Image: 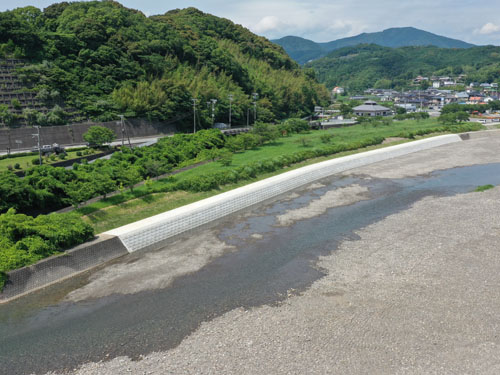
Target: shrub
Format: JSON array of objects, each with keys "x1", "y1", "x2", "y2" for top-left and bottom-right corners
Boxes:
[
  {"x1": 218, "y1": 149, "x2": 233, "y2": 166},
  {"x1": 296, "y1": 137, "x2": 310, "y2": 147},
  {"x1": 14, "y1": 163, "x2": 20, "y2": 169},
  {"x1": 320, "y1": 134, "x2": 334, "y2": 143},
  {"x1": 474, "y1": 184, "x2": 494, "y2": 192},
  {"x1": 31, "y1": 158, "x2": 41, "y2": 165},
  {"x1": 0, "y1": 209, "x2": 94, "y2": 289},
  {"x1": 76, "y1": 151, "x2": 82, "y2": 157}
]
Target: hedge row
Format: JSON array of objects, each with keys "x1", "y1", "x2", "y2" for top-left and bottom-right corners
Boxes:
[
  {"x1": 395, "y1": 122, "x2": 484, "y2": 139},
  {"x1": 168, "y1": 136, "x2": 385, "y2": 193}
]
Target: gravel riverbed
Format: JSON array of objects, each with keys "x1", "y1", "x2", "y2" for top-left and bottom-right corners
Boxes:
[{"x1": 47, "y1": 133, "x2": 500, "y2": 374}]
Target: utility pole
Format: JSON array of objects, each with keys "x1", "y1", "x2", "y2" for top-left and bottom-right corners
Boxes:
[
  {"x1": 228, "y1": 94, "x2": 233, "y2": 128},
  {"x1": 119, "y1": 114, "x2": 125, "y2": 149},
  {"x1": 32, "y1": 125, "x2": 41, "y2": 165},
  {"x1": 191, "y1": 98, "x2": 198, "y2": 133},
  {"x1": 119, "y1": 115, "x2": 131, "y2": 148},
  {"x1": 252, "y1": 92, "x2": 258, "y2": 123},
  {"x1": 210, "y1": 98, "x2": 217, "y2": 126}
]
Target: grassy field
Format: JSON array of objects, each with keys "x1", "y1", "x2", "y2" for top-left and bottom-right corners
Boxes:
[
  {"x1": 79, "y1": 118, "x2": 473, "y2": 233},
  {"x1": 0, "y1": 150, "x2": 92, "y2": 172}
]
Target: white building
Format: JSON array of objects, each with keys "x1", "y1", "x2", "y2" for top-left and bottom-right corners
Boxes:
[{"x1": 332, "y1": 86, "x2": 345, "y2": 95}]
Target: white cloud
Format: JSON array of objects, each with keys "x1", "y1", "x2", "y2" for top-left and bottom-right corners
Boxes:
[
  {"x1": 252, "y1": 16, "x2": 286, "y2": 34},
  {"x1": 475, "y1": 22, "x2": 500, "y2": 35}
]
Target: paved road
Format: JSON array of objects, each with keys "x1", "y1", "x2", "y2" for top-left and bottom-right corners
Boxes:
[
  {"x1": 50, "y1": 132, "x2": 500, "y2": 375},
  {"x1": 0, "y1": 135, "x2": 163, "y2": 156}
]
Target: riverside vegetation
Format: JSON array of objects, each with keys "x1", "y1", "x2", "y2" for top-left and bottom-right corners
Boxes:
[{"x1": 0, "y1": 117, "x2": 484, "y2": 289}]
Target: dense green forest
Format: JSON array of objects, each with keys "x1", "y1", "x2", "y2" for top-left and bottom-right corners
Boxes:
[
  {"x1": 307, "y1": 44, "x2": 500, "y2": 92},
  {"x1": 0, "y1": 1, "x2": 329, "y2": 128}
]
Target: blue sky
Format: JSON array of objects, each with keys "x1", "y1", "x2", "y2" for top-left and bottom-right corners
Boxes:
[{"x1": 2, "y1": 0, "x2": 500, "y2": 45}]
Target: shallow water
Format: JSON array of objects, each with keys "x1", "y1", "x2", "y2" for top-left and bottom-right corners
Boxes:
[{"x1": 1, "y1": 163, "x2": 500, "y2": 375}]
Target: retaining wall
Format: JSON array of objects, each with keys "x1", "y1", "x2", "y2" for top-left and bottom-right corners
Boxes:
[
  {"x1": 106, "y1": 134, "x2": 462, "y2": 252},
  {"x1": 0, "y1": 118, "x2": 176, "y2": 151},
  {"x1": 0, "y1": 235, "x2": 128, "y2": 302}
]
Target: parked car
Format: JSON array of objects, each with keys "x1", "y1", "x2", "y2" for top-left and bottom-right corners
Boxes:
[{"x1": 32, "y1": 143, "x2": 66, "y2": 155}]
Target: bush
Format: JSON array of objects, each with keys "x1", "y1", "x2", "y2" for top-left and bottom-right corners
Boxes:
[
  {"x1": 296, "y1": 137, "x2": 310, "y2": 147},
  {"x1": 31, "y1": 158, "x2": 41, "y2": 165},
  {"x1": 474, "y1": 184, "x2": 494, "y2": 192},
  {"x1": 320, "y1": 134, "x2": 334, "y2": 143},
  {"x1": 0, "y1": 209, "x2": 95, "y2": 289},
  {"x1": 76, "y1": 151, "x2": 82, "y2": 157},
  {"x1": 14, "y1": 163, "x2": 20, "y2": 169}
]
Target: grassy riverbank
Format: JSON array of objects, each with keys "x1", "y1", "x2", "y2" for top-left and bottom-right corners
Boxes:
[{"x1": 80, "y1": 119, "x2": 482, "y2": 233}]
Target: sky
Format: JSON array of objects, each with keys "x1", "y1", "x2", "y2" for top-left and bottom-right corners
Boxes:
[{"x1": 1, "y1": 0, "x2": 500, "y2": 45}]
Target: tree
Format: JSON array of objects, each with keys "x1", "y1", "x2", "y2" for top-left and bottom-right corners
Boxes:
[
  {"x1": 339, "y1": 103, "x2": 353, "y2": 117},
  {"x1": 0, "y1": 104, "x2": 15, "y2": 126},
  {"x1": 438, "y1": 113, "x2": 458, "y2": 125},
  {"x1": 83, "y1": 126, "x2": 115, "y2": 147},
  {"x1": 456, "y1": 111, "x2": 469, "y2": 123},
  {"x1": 395, "y1": 106, "x2": 406, "y2": 115}
]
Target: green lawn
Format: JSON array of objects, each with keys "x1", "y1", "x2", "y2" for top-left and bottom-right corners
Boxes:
[
  {"x1": 80, "y1": 118, "x2": 475, "y2": 233},
  {"x1": 0, "y1": 150, "x2": 90, "y2": 172}
]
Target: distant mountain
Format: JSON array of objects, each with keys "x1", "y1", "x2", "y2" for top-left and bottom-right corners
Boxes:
[
  {"x1": 273, "y1": 27, "x2": 475, "y2": 64},
  {"x1": 271, "y1": 36, "x2": 325, "y2": 65},
  {"x1": 306, "y1": 44, "x2": 500, "y2": 92}
]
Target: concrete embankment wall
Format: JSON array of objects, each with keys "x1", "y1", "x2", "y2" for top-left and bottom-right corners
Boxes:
[
  {"x1": 0, "y1": 118, "x2": 176, "y2": 152},
  {"x1": 0, "y1": 235, "x2": 128, "y2": 302},
  {"x1": 0, "y1": 134, "x2": 462, "y2": 302},
  {"x1": 106, "y1": 134, "x2": 462, "y2": 253}
]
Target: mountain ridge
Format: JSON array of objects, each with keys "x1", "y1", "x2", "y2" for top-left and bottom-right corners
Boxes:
[{"x1": 273, "y1": 27, "x2": 476, "y2": 64}]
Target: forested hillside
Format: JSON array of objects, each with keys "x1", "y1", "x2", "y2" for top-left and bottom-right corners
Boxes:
[
  {"x1": 307, "y1": 44, "x2": 500, "y2": 92},
  {"x1": 0, "y1": 1, "x2": 329, "y2": 128}
]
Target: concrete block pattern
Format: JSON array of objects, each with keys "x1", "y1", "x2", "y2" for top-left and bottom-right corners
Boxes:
[
  {"x1": 106, "y1": 135, "x2": 462, "y2": 253},
  {"x1": 0, "y1": 235, "x2": 128, "y2": 302}
]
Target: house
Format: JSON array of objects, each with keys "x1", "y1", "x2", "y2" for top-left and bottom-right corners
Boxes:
[
  {"x1": 395, "y1": 103, "x2": 417, "y2": 112},
  {"x1": 455, "y1": 92, "x2": 469, "y2": 100},
  {"x1": 353, "y1": 101, "x2": 391, "y2": 117},
  {"x1": 432, "y1": 81, "x2": 441, "y2": 89},
  {"x1": 467, "y1": 96, "x2": 485, "y2": 105},
  {"x1": 332, "y1": 86, "x2": 345, "y2": 95}
]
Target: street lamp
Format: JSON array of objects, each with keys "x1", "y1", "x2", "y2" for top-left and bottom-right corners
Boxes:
[
  {"x1": 31, "y1": 125, "x2": 41, "y2": 165},
  {"x1": 228, "y1": 94, "x2": 234, "y2": 128},
  {"x1": 191, "y1": 98, "x2": 198, "y2": 133},
  {"x1": 210, "y1": 98, "x2": 217, "y2": 126},
  {"x1": 252, "y1": 92, "x2": 258, "y2": 123}
]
